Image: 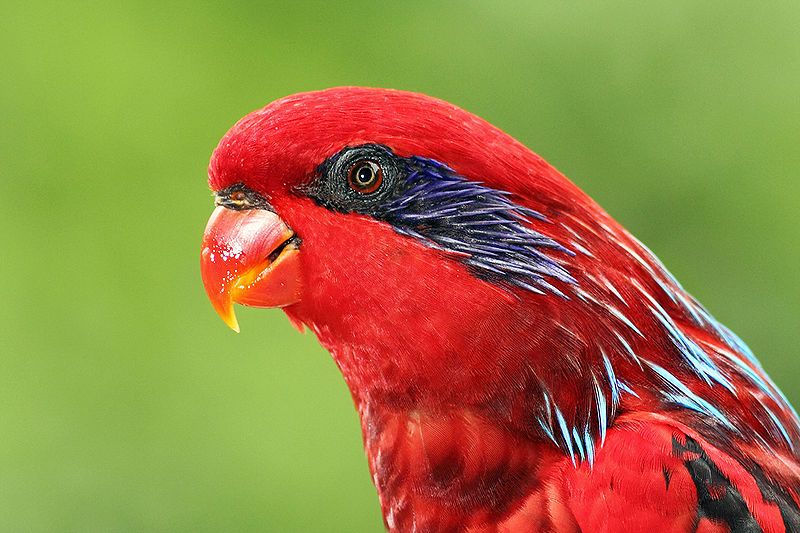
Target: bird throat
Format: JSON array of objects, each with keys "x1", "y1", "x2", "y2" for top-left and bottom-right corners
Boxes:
[{"x1": 356, "y1": 401, "x2": 572, "y2": 531}]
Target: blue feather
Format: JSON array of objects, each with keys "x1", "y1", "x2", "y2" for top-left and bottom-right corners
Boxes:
[
  {"x1": 644, "y1": 360, "x2": 736, "y2": 431},
  {"x1": 360, "y1": 151, "x2": 577, "y2": 297},
  {"x1": 554, "y1": 407, "x2": 577, "y2": 466}
]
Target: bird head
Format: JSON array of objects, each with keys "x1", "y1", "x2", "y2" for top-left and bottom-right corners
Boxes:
[{"x1": 200, "y1": 87, "x2": 606, "y2": 401}]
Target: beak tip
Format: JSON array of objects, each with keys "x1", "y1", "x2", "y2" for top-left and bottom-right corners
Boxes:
[
  {"x1": 220, "y1": 306, "x2": 241, "y2": 333},
  {"x1": 208, "y1": 294, "x2": 241, "y2": 333}
]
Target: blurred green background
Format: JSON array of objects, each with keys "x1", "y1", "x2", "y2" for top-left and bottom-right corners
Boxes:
[{"x1": 1, "y1": 1, "x2": 798, "y2": 531}]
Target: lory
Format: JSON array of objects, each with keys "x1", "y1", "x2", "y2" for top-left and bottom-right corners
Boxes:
[{"x1": 200, "y1": 87, "x2": 800, "y2": 532}]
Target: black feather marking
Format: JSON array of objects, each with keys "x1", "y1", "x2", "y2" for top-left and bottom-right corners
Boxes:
[
  {"x1": 663, "y1": 466, "x2": 672, "y2": 490},
  {"x1": 748, "y1": 463, "x2": 800, "y2": 532},
  {"x1": 672, "y1": 436, "x2": 762, "y2": 533},
  {"x1": 306, "y1": 144, "x2": 575, "y2": 297}
]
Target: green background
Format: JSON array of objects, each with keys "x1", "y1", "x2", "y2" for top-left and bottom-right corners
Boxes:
[{"x1": 2, "y1": 1, "x2": 798, "y2": 531}]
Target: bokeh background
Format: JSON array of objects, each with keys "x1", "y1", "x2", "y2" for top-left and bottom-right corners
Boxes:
[{"x1": 1, "y1": 1, "x2": 798, "y2": 531}]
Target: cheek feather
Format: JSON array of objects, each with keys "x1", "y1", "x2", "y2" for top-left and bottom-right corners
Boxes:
[{"x1": 276, "y1": 197, "x2": 541, "y2": 395}]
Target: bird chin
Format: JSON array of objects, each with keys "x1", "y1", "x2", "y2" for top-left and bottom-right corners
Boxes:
[{"x1": 230, "y1": 243, "x2": 301, "y2": 309}]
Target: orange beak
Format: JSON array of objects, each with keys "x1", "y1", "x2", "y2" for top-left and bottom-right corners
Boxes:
[{"x1": 200, "y1": 206, "x2": 301, "y2": 332}]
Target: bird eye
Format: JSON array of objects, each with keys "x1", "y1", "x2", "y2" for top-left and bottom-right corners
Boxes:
[
  {"x1": 230, "y1": 190, "x2": 246, "y2": 203},
  {"x1": 347, "y1": 160, "x2": 383, "y2": 194}
]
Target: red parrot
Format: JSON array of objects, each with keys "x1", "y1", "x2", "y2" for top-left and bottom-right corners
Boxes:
[{"x1": 199, "y1": 87, "x2": 800, "y2": 532}]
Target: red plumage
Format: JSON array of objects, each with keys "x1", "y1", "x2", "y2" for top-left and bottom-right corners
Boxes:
[{"x1": 201, "y1": 87, "x2": 800, "y2": 531}]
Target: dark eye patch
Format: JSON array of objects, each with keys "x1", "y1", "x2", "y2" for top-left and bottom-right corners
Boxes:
[
  {"x1": 303, "y1": 144, "x2": 575, "y2": 297},
  {"x1": 303, "y1": 144, "x2": 402, "y2": 213}
]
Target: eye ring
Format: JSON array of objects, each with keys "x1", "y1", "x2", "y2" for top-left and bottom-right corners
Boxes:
[{"x1": 347, "y1": 160, "x2": 383, "y2": 194}]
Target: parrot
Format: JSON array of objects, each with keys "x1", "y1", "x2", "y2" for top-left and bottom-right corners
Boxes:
[{"x1": 199, "y1": 87, "x2": 800, "y2": 532}]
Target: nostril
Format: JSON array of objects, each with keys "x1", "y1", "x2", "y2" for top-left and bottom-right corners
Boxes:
[{"x1": 214, "y1": 182, "x2": 274, "y2": 211}]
